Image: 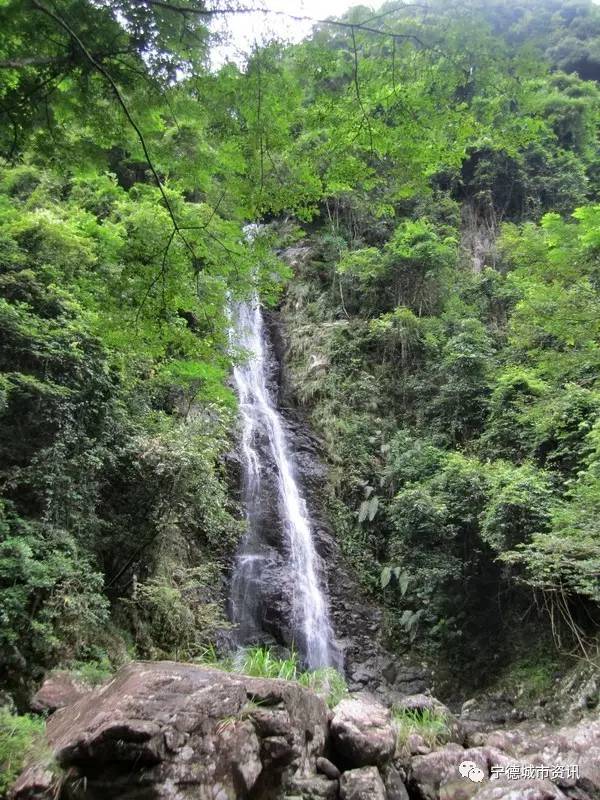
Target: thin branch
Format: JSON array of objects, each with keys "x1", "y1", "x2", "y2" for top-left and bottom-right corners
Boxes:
[
  {"x1": 31, "y1": 0, "x2": 197, "y2": 263},
  {"x1": 0, "y1": 55, "x2": 69, "y2": 68},
  {"x1": 141, "y1": 0, "x2": 444, "y2": 53},
  {"x1": 0, "y1": 48, "x2": 137, "y2": 70},
  {"x1": 350, "y1": 25, "x2": 374, "y2": 156},
  {"x1": 135, "y1": 228, "x2": 177, "y2": 323}
]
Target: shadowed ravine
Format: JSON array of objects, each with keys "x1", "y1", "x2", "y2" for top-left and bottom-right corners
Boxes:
[{"x1": 229, "y1": 296, "x2": 338, "y2": 669}]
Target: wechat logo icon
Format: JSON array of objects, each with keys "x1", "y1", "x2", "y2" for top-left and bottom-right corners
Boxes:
[{"x1": 459, "y1": 761, "x2": 485, "y2": 783}]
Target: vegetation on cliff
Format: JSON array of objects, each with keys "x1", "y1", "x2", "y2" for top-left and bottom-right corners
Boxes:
[{"x1": 0, "y1": 0, "x2": 599, "y2": 720}]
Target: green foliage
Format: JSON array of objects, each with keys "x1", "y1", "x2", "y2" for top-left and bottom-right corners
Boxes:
[
  {"x1": 338, "y1": 220, "x2": 457, "y2": 317},
  {"x1": 234, "y1": 647, "x2": 348, "y2": 710},
  {"x1": 1, "y1": 0, "x2": 600, "y2": 696},
  {"x1": 298, "y1": 667, "x2": 349, "y2": 709},
  {"x1": 233, "y1": 646, "x2": 300, "y2": 681},
  {"x1": 493, "y1": 653, "x2": 559, "y2": 702},
  {"x1": 481, "y1": 463, "x2": 554, "y2": 553},
  {"x1": 393, "y1": 707, "x2": 450, "y2": 750},
  {"x1": 125, "y1": 567, "x2": 229, "y2": 660},
  {"x1": 202, "y1": 646, "x2": 348, "y2": 708},
  {"x1": 0, "y1": 502, "x2": 109, "y2": 676},
  {"x1": 67, "y1": 658, "x2": 114, "y2": 687},
  {"x1": 504, "y1": 421, "x2": 600, "y2": 604},
  {"x1": 0, "y1": 708, "x2": 48, "y2": 795},
  {"x1": 0, "y1": 159, "x2": 251, "y2": 691}
]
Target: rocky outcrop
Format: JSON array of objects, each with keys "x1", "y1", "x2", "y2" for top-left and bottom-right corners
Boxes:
[
  {"x1": 471, "y1": 780, "x2": 566, "y2": 800},
  {"x1": 11, "y1": 664, "x2": 600, "y2": 800},
  {"x1": 12, "y1": 661, "x2": 329, "y2": 800},
  {"x1": 30, "y1": 670, "x2": 91, "y2": 714},
  {"x1": 477, "y1": 717, "x2": 600, "y2": 798},
  {"x1": 266, "y1": 303, "x2": 431, "y2": 700},
  {"x1": 331, "y1": 695, "x2": 396, "y2": 767},
  {"x1": 340, "y1": 767, "x2": 387, "y2": 800},
  {"x1": 402, "y1": 710, "x2": 600, "y2": 800},
  {"x1": 11, "y1": 663, "x2": 408, "y2": 800}
]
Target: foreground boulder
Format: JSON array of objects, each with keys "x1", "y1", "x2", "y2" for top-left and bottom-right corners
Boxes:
[
  {"x1": 12, "y1": 661, "x2": 329, "y2": 800},
  {"x1": 405, "y1": 712, "x2": 600, "y2": 800},
  {"x1": 30, "y1": 670, "x2": 92, "y2": 714},
  {"x1": 330, "y1": 695, "x2": 396, "y2": 768},
  {"x1": 339, "y1": 767, "x2": 387, "y2": 800},
  {"x1": 480, "y1": 717, "x2": 600, "y2": 798},
  {"x1": 471, "y1": 780, "x2": 566, "y2": 800}
]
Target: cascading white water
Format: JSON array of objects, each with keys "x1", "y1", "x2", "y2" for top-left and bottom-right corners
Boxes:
[{"x1": 229, "y1": 297, "x2": 335, "y2": 669}]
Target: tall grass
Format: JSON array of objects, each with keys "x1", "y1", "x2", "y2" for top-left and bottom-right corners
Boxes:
[
  {"x1": 392, "y1": 707, "x2": 450, "y2": 749},
  {"x1": 199, "y1": 645, "x2": 348, "y2": 709},
  {"x1": 234, "y1": 646, "x2": 300, "y2": 680},
  {"x1": 299, "y1": 666, "x2": 348, "y2": 708},
  {"x1": 0, "y1": 708, "x2": 49, "y2": 795}
]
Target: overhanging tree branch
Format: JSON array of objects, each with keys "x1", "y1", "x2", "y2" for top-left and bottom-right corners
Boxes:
[
  {"x1": 140, "y1": 0, "x2": 444, "y2": 53},
  {"x1": 350, "y1": 25, "x2": 374, "y2": 156},
  {"x1": 31, "y1": 0, "x2": 198, "y2": 263}
]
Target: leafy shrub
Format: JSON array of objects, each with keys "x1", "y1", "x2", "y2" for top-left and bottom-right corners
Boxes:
[
  {"x1": 125, "y1": 567, "x2": 229, "y2": 660},
  {"x1": 67, "y1": 658, "x2": 114, "y2": 686},
  {"x1": 0, "y1": 502, "x2": 109, "y2": 681},
  {"x1": 0, "y1": 708, "x2": 48, "y2": 795},
  {"x1": 481, "y1": 463, "x2": 554, "y2": 552}
]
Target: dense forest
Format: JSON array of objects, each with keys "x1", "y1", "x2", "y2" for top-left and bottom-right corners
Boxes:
[{"x1": 1, "y1": 0, "x2": 600, "y2": 794}]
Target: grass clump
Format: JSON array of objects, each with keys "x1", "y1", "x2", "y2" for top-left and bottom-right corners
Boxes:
[
  {"x1": 199, "y1": 646, "x2": 348, "y2": 709},
  {"x1": 392, "y1": 707, "x2": 450, "y2": 749},
  {"x1": 67, "y1": 657, "x2": 114, "y2": 686},
  {"x1": 299, "y1": 666, "x2": 349, "y2": 708},
  {"x1": 0, "y1": 707, "x2": 49, "y2": 795},
  {"x1": 234, "y1": 646, "x2": 300, "y2": 680}
]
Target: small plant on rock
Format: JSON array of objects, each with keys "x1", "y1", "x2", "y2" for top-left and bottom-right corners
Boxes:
[
  {"x1": 299, "y1": 667, "x2": 348, "y2": 708},
  {"x1": 392, "y1": 707, "x2": 450, "y2": 750}
]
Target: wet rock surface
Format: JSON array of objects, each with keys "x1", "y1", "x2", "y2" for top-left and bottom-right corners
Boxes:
[
  {"x1": 340, "y1": 767, "x2": 388, "y2": 800},
  {"x1": 266, "y1": 307, "x2": 431, "y2": 696},
  {"x1": 402, "y1": 710, "x2": 600, "y2": 800}
]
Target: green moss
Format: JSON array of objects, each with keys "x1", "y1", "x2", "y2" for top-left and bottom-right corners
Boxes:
[{"x1": 493, "y1": 654, "x2": 560, "y2": 701}]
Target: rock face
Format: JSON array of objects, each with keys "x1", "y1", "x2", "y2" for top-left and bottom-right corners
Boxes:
[
  {"x1": 404, "y1": 712, "x2": 600, "y2": 800},
  {"x1": 12, "y1": 664, "x2": 600, "y2": 800},
  {"x1": 470, "y1": 780, "x2": 566, "y2": 800},
  {"x1": 477, "y1": 717, "x2": 600, "y2": 799},
  {"x1": 339, "y1": 767, "x2": 387, "y2": 800},
  {"x1": 267, "y1": 305, "x2": 431, "y2": 700},
  {"x1": 12, "y1": 661, "x2": 329, "y2": 800},
  {"x1": 330, "y1": 695, "x2": 396, "y2": 768},
  {"x1": 30, "y1": 670, "x2": 91, "y2": 714}
]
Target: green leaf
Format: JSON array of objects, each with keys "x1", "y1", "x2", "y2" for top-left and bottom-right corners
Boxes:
[
  {"x1": 358, "y1": 500, "x2": 369, "y2": 524},
  {"x1": 380, "y1": 566, "x2": 392, "y2": 588},
  {"x1": 399, "y1": 572, "x2": 410, "y2": 596},
  {"x1": 367, "y1": 495, "x2": 379, "y2": 521}
]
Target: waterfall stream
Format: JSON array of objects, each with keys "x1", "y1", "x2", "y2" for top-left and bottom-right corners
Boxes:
[{"x1": 229, "y1": 297, "x2": 336, "y2": 669}]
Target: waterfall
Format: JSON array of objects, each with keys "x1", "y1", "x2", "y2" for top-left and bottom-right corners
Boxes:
[{"x1": 229, "y1": 297, "x2": 335, "y2": 669}]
